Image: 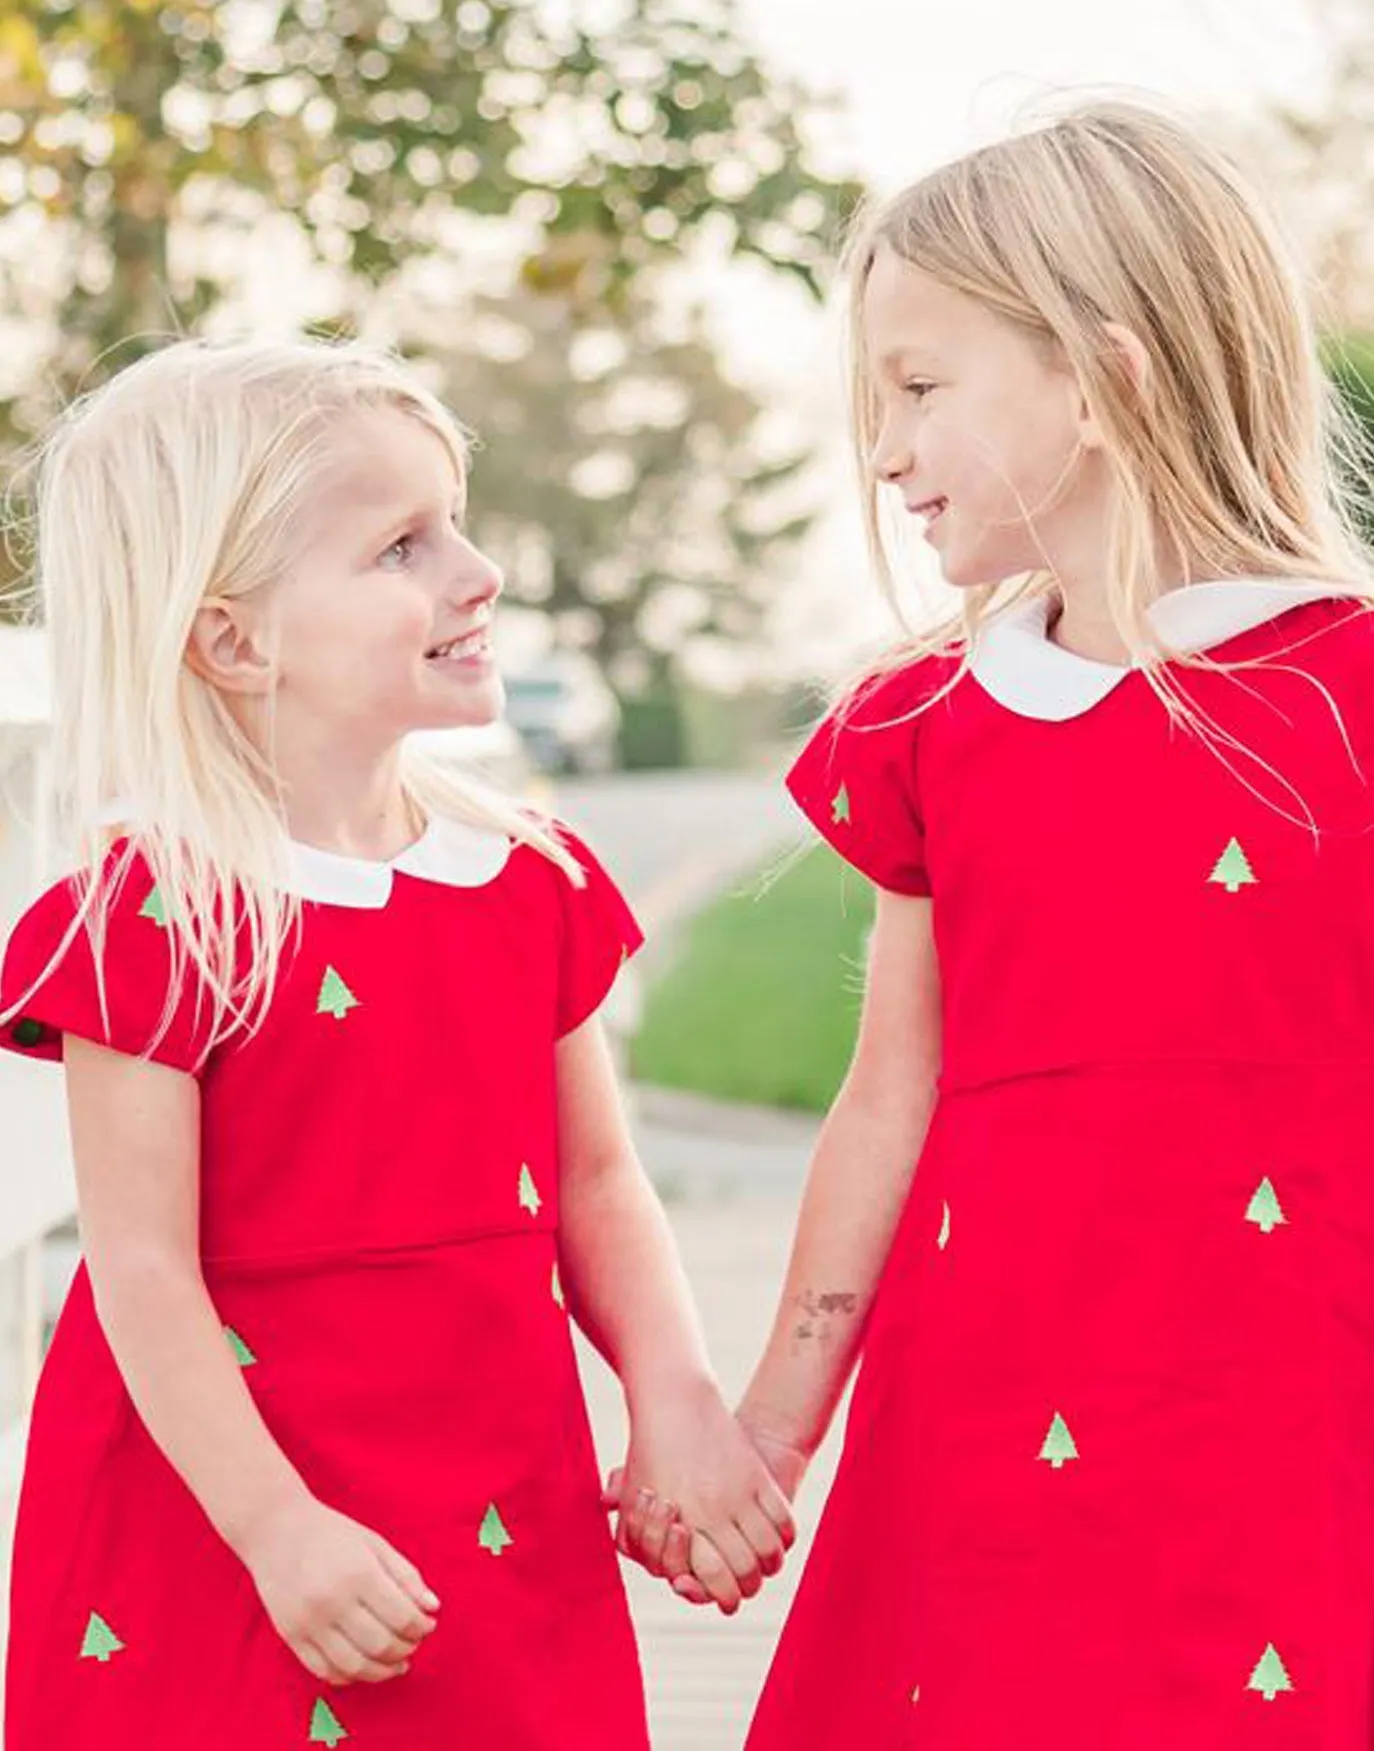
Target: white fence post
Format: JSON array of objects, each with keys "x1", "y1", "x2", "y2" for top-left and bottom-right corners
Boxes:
[
  {"x1": 17, "y1": 1240, "x2": 42, "y2": 1411},
  {"x1": 1, "y1": 702, "x2": 77, "y2": 1434}
]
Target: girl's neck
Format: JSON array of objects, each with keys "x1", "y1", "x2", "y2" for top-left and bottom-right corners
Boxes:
[
  {"x1": 1046, "y1": 588, "x2": 1133, "y2": 664},
  {"x1": 275, "y1": 742, "x2": 422, "y2": 863},
  {"x1": 229, "y1": 684, "x2": 426, "y2": 861},
  {"x1": 1046, "y1": 542, "x2": 1215, "y2": 665}
]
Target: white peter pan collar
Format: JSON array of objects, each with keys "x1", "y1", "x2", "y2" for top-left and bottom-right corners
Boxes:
[
  {"x1": 91, "y1": 800, "x2": 512, "y2": 910},
  {"x1": 286, "y1": 815, "x2": 511, "y2": 909},
  {"x1": 969, "y1": 577, "x2": 1366, "y2": 722}
]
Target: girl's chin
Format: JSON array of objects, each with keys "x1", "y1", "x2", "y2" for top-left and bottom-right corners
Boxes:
[
  {"x1": 408, "y1": 688, "x2": 506, "y2": 736},
  {"x1": 937, "y1": 551, "x2": 1023, "y2": 593},
  {"x1": 431, "y1": 669, "x2": 505, "y2": 709}
]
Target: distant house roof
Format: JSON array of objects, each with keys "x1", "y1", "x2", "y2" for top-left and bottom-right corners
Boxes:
[{"x1": 0, "y1": 627, "x2": 49, "y2": 727}]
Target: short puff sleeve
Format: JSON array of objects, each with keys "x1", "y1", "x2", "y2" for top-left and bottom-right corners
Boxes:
[
  {"x1": 1, "y1": 853, "x2": 213, "y2": 1073},
  {"x1": 553, "y1": 825, "x2": 645, "y2": 1038},
  {"x1": 786, "y1": 658, "x2": 946, "y2": 896}
]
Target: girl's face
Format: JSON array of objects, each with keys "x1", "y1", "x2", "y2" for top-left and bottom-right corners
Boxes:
[
  {"x1": 268, "y1": 407, "x2": 504, "y2": 745},
  {"x1": 862, "y1": 243, "x2": 1098, "y2": 590}
]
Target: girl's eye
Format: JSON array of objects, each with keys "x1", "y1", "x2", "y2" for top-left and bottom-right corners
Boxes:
[
  {"x1": 379, "y1": 533, "x2": 416, "y2": 569},
  {"x1": 904, "y1": 380, "x2": 937, "y2": 402}
]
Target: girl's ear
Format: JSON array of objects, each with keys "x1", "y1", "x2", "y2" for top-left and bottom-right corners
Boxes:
[
  {"x1": 185, "y1": 597, "x2": 275, "y2": 695},
  {"x1": 1103, "y1": 321, "x2": 1152, "y2": 398},
  {"x1": 1077, "y1": 321, "x2": 1152, "y2": 450}
]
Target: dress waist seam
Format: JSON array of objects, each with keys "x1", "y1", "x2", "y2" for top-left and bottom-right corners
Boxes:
[
  {"x1": 940, "y1": 1051, "x2": 1374, "y2": 1097},
  {"x1": 200, "y1": 1221, "x2": 557, "y2": 1277}
]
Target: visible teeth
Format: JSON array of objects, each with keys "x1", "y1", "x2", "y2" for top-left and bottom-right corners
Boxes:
[
  {"x1": 428, "y1": 607, "x2": 494, "y2": 660},
  {"x1": 429, "y1": 629, "x2": 490, "y2": 660}
]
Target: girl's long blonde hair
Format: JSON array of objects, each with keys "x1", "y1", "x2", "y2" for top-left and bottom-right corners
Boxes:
[
  {"x1": 844, "y1": 100, "x2": 1374, "y2": 688},
  {"x1": 5, "y1": 336, "x2": 579, "y2": 1061}
]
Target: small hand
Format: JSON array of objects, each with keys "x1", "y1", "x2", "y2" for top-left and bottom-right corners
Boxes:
[
  {"x1": 663, "y1": 1409, "x2": 811, "y2": 1606},
  {"x1": 611, "y1": 1408, "x2": 812, "y2": 1608},
  {"x1": 602, "y1": 1471, "x2": 710, "y2": 1605},
  {"x1": 239, "y1": 1494, "x2": 440, "y2": 1686},
  {"x1": 610, "y1": 1378, "x2": 797, "y2": 1613},
  {"x1": 736, "y1": 1409, "x2": 811, "y2": 1505}
]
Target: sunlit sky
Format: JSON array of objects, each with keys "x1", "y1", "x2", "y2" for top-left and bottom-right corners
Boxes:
[
  {"x1": 710, "y1": 0, "x2": 1343, "y2": 672},
  {"x1": 744, "y1": 0, "x2": 1329, "y2": 190}
]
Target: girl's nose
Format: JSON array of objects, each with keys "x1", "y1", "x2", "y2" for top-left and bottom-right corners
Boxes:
[
  {"x1": 869, "y1": 423, "x2": 914, "y2": 486},
  {"x1": 453, "y1": 540, "x2": 504, "y2": 606}
]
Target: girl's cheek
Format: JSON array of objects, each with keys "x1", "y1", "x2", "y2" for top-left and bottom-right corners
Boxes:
[{"x1": 390, "y1": 589, "x2": 439, "y2": 643}]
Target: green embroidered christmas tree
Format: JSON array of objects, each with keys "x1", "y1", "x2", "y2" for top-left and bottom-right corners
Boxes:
[
  {"x1": 937, "y1": 1201, "x2": 951, "y2": 1252},
  {"x1": 1247, "y1": 1642, "x2": 1293, "y2": 1700},
  {"x1": 551, "y1": 1261, "x2": 565, "y2": 1309},
  {"x1": 79, "y1": 1611, "x2": 124, "y2": 1663},
  {"x1": 224, "y1": 1325, "x2": 257, "y2": 1367},
  {"x1": 1245, "y1": 1177, "x2": 1287, "y2": 1235},
  {"x1": 479, "y1": 1502, "x2": 514, "y2": 1555},
  {"x1": 309, "y1": 1696, "x2": 349, "y2": 1744},
  {"x1": 316, "y1": 966, "x2": 359, "y2": 1020},
  {"x1": 1209, "y1": 837, "x2": 1256, "y2": 893},
  {"x1": 831, "y1": 784, "x2": 851, "y2": 826},
  {"x1": 518, "y1": 1164, "x2": 542, "y2": 1217},
  {"x1": 138, "y1": 884, "x2": 168, "y2": 928},
  {"x1": 1039, "y1": 1412, "x2": 1079, "y2": 1470}
]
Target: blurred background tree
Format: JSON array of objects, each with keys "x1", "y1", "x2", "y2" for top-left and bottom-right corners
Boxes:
[
  {"x1": 425, "y1": 285, "x2": 813, "y2": 687},
  {"x1": 0, "y1": 0, "x2": 862, "y2": 738},
  {"x1": 1322, "y1": 334, "x2": 1374, "y2": 548},
  {"x1": 1246, "y1": 0, "x2": 1374, "y2": 546}
]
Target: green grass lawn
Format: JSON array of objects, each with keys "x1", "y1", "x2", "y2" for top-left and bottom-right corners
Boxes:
[{"x1": 630, "y1": 844, "x2": 875, "y2": 1112}]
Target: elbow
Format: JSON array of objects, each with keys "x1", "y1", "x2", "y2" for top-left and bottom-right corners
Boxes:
[
  {"x1": 841, "y1": 1055, "x2": 939, "y2": 1123},
  {"x1": 829, "y1": 1060, "x2": 939, "y2": 1164},
  {"x1": 86, "y1": 1244, "x2": 206, "y2": 1336},
  {"x1": 560, "y1": 1145, "x2": 646, "y2": 1210}
]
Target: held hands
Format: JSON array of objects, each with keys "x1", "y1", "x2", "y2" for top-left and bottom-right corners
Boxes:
[
  {"x1": 604, "y1": 1383, "x2": 804, "y2": 1614},
  {"x1": 237, "y1": 1494, "x2": 440, "y2": 1686}
]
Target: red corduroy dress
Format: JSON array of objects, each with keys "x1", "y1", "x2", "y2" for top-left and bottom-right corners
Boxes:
[
  {"x1": 1, "y1": 815, "x2": 648, "y2": 1749},
  {"x1": 750, "y1": 586, "x2": 1374, "y2": 1750}
]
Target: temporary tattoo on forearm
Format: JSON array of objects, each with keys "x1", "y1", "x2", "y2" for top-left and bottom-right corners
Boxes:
[{"x1": 788, "y1": 1289, "x2": 862, "y2": 1355}]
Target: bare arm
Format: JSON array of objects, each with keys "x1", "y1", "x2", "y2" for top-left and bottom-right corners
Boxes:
[
  {"x1": 737, "y1": 888, "x2": 941, "y2": 1473},
  {"x1": 556, "y1": 1015, "x2": 794, "y2": 1608},
  {"x1": 64, "y1": 1035, "x2": 310, "y2": 1551},
  {"x1": 63, "y1": 1036, "x2": 438, "y2": 1686},
  {"x1": 554, "y1": 1014, "x2": 713, "y2": 1404}
]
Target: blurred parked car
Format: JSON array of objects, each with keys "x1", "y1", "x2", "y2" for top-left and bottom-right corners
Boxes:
[
  {"x1": 406, "y1": 718, "x2": 534, "y2": 793},
  {"x1": 503, "y1": 653, "x2": 621, "y2": 775}
]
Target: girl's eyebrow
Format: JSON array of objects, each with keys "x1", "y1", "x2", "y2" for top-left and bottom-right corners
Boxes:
[
  {"x1": 365, "y1": 494, "x2": 467, "y2": 547},
  {"x1": 878, "y1": 346, "x2": 940, "y2": 372}
]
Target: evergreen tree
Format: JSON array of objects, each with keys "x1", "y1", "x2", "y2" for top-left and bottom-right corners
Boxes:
[
  {"x1": 79, "y1": 1612, "x2": 124, "y2": 1663},
  {"x1": 316, "y1": 967, "x2": 359, "y2": 1020},
  {"x1": 1209, "y1": 838, "x2": 1256, "y2": 893},
  {"x1": 1039, "y1": 1413, "x2": 1079, "y2": 1471},
  {"x1": 1245, "y1": 1177, "x2": 1287, "y2": 1235},
  {"x1": 479, "y1": 1502, "x2": 514, "y2": 1556}
]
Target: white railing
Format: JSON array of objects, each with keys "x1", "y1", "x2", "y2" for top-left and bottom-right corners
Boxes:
[
  {"x1": 0, "y1": 1061, "x2": 74, "y2": 1419},
  {"x1": 0, "y1": 719, "x2": 77, "y2": 1489}
]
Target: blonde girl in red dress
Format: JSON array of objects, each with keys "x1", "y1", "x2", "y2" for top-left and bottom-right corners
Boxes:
[
  {"x1": 624, "y1": 102, "x2": 1374, "y2": 1748},
  {"x1": 0, "y1": 337, "x2": 793, "y2": 1749}
]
